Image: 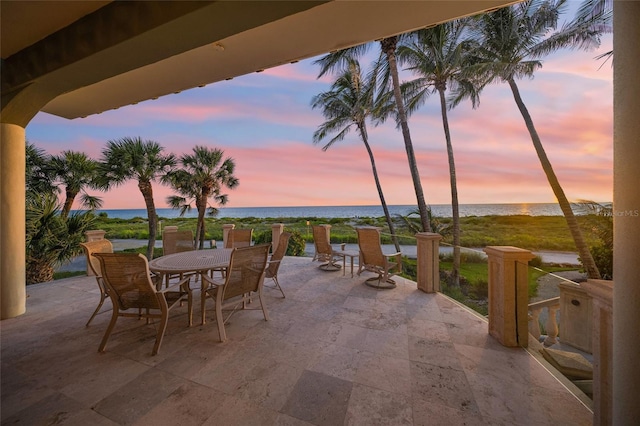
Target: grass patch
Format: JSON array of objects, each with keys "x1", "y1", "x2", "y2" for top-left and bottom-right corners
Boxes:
[{"x1": 53, "y1": 270, "x2": 86, "y2": 280}]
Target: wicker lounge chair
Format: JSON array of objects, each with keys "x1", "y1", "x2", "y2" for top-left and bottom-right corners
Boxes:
[
  {"x1": 265, "y1": 232, "x2": 291, "y2": 298},
  {"x1": 312, "y1": 225, "x2": 341, "y2": 270},
  {"x1": 79, "y1": 239, "x2": 113, "y2": 326},
  {"x1": 200, "y1": 244, "x2": 270, "y2": 341},
  {"x1": 92, "y1": 252, "x2": 193, "y2": 355},
  {"x1": 356, "y1": 226, "x2": 402, "y2": 289}
]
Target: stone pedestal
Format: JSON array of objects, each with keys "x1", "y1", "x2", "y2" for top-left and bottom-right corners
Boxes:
[
  {"x1": 583, "y1": 279, "x2": 613, "y2": 426},
  {"x1": 559, "y1": 282, "x2": 592, "y2": 354},
  {"x1": 484, "y1": 246, "x2": 534, "y2": 347},
  {"x1": 415, "y1": 233, "x2": 442, "y2": 293}
]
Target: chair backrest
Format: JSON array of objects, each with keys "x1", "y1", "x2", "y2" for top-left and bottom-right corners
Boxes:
[
  {"x1": 80, "y1": 239, "x2": 114, "y2": 276},
  {"x1": 92, "y1": 253, "x2": 160, "y2": 310},
  {"x1": 266, "y1": 232, "x2": 291, "y2": 278},
  {"x1": 312, "y1": 225, "x2": 332, "y2": 255},
  {"x1": 162, "y1": 230, "x2": 194, "y2": 255},
  {"x1": 356, "y1": 227, "x2": 386, "y2": 267},
  {"x1": 222, "y1": 244, "x2": 270, "y2": 300},
  {"x1": 225, "y1": 228, "x2": 253, "y2": 248}
]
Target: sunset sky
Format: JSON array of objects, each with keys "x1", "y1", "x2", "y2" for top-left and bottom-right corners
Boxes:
[{"x1": 26, "y1": 11, "x2": 613, "y2": 211}]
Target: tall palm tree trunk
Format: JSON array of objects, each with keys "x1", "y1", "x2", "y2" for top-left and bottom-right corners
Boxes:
[
  {"x1": 358, "y1": 123, "x2": 401, "y2": 253},
  {"x1": 380, "y1": 37, "x2": 431, "y2": 233},
  {"x1": 139, "y1": 180, "x2": 157, "y2": 260},
  {"x1": 508, "y1": 78, "x2": 600, "y2": 279},
  {"x1": 438, "y1": 88, "x2": 460, "y2": 286},
  {"x1": 196, "y1": 196, "x2": 207, "y2": 250},
  {"x1": 26, "y1": 257, "x2": 55, "y2": 284},
  {"x1": 61, "y1": 189, "x2": 77, "y2": 219}
]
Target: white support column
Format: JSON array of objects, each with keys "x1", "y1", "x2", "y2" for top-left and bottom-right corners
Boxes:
[
  {"x1": 613, "y1": 2, "x2": 640, "y2": 424},
  {"x1": 1, "y1": 123, "x2": 26, "y2": 319}
]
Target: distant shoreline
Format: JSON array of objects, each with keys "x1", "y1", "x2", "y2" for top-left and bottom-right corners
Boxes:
[{"x1": 82, "y1": 202, "x2": 594, "y2": 220}]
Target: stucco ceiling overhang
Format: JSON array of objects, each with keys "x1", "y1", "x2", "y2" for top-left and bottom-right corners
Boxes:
[{"x1": 1, "y1": 1, "x2": 517, "y2": 120}]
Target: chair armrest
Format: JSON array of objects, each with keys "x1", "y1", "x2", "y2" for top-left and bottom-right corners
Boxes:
[
  {"x1": 266, "y1": 259, "x2": 281, "y2": 266},
  {"x1": 201, "y1": 274, "x2": 223, "y2": 288},
  {"x1": 384, "y1": 252, "x2": 402, "y2": 258},
  {"x1": 160, "y1": 275, "x2": 192, "y2": 293}
]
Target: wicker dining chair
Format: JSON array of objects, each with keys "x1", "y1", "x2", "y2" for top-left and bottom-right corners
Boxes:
[
  {"x1": 214, "y1": 228, "x2": 254, "y2": 279},
  {"x1": 312, "y1": 225, "x2": 341, "y2": 270},
  {"x1": 224, "y1": 228, "x2": 253, "y2": 248},
  {"x1": 356, "y1": 226, "x2": 402, "y2": 289},
  {"x1": 200, "y1": 244, "x2": 270, "y2": 341},
  {"x1": 92, "y1": 252, "x2": 193, "y2": 355},
  {"x1": 162, "y1": 229, "x2": 195, "y2": 255},
  {"x1": 79, "y1": 239, "x2": 113, "y2": 326},
  {"x1": 162, "y1": 229, "x2": 196, "y2": 286},
  {"x1": 265, "y1": 232, "x2": 291, "y2": 298}
]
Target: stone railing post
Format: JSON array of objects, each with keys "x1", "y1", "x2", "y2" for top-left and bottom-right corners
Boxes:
[
  {"x1": 222, "y1": 224, "x2": 235, "y2": 249},
  {"x1": 558, "y1": 282, "x2": 593, "y2": 353},
  {"x1": 271, "y1": 223, "x2": 284, "y2": 253},
  {"x1": 415, "y1": 233, "x2": 442, "y2": 293},
  {"x1": 484, "y1": 246, "x2": 535, "y2": 347},
  {"x1": 582, "y1": 279, "x2": 613, "y2": 426}
]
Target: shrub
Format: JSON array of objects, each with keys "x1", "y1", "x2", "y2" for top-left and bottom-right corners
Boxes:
[
  {"x1": 529, "y1": 255, "x2": 543, "y2": 268},
  {"x1": 253, "y1": 229, "x2": 306, "y2": 256},
  {"x1": 590, "y1": 244, "x2": 613, "y2": 279},
  {"x1": 286, "y1": 230, "x2": 306, "y2": 256},
  {"x1": 469, "y1": 278, "x2": 489, "y2": 299}
]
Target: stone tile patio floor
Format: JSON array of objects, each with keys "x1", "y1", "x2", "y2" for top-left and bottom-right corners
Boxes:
[{"x1": 1, "y1": 257, "x2": 592, "y2": 425}]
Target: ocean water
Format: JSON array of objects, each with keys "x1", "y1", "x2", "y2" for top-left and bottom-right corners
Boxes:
[{"x1": 93, "y1": 203, "x2": 568, "y2": 220}]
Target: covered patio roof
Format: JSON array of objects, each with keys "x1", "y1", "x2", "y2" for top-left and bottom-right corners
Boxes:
[{"x1": 1, "y1": 0, "x2": 518, "y2": 123}]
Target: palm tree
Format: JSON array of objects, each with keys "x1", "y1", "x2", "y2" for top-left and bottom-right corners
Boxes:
[
  {"x1": 164, "y1": 146, "x2": 238, "y2": 249},
  {"x1": 397, "y1": 20, "x2": 479, "y2": 286},
  {"x1": 98, "y1": 137, "x2": 176, "y2": 259},
  {"x1": 26, "y1": 192, "x2": 96, "y2": 283},
  {"x1": 26, "y1": 142, "x2": 57, "y2": 195},
  {"x1": 315, "y1": 37, "x2": 432, "y2": 232},
  {"x1": 469, "y1": 0, "x2": 605, "y2": 279},
  {"x1": 50, "y1": 150, "x2": 103, "y2": 218},
  {"x1": 576, "y1": 0, "x2": 612, "y2": 62},
  {"x1": 311, "y1": 58, "x2": 401, "y2": 253}
]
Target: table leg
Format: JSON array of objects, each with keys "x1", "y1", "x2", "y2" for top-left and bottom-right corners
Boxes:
[
  {"x1": 343, "y1": 254, "x2": 346, "y2": 276},
  {"x1": 350, "y1": 256, "x2": 354, "y2": 277},
  {"x1": 201, "y1": 272, "x2": 207, "y2": 325}
]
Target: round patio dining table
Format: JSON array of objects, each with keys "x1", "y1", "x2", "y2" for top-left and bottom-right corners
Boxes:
[{"x1": 149, "y1": 248, "x2": 233, "y2": 325}]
